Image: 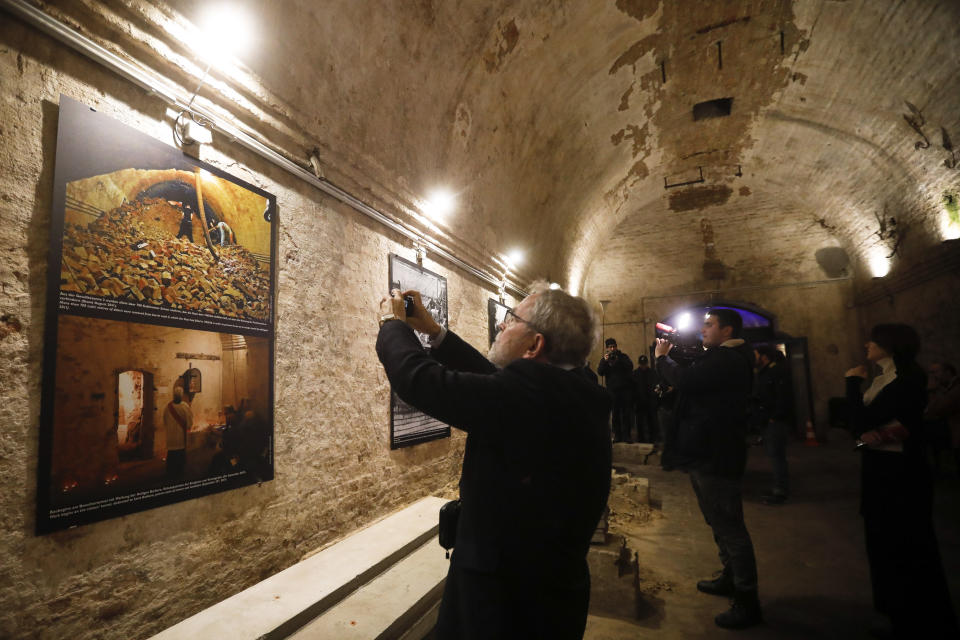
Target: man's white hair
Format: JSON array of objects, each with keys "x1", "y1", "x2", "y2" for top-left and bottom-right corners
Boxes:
[{"x1": 524, "y1": 280, "x2": 599, "y2": 367}]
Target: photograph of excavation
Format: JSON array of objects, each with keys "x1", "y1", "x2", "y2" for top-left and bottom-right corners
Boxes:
[
  {"x1": 60, "y1": 167, "x2": 272, "y2": 327},
  {"x1": 39, "y1": 314, "x2": 272, "y2": 533}
]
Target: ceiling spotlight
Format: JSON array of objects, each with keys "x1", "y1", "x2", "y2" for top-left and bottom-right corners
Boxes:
[
  {"x1": 504, "y1": 249, "x2": 524, "y2": 270},
  {"x1": 941, "y1": 193, "x2": 960, "y2": 241},
  {"x1": 549, "y1": 282, "x2": 561, "y2": 290},
  {"x1": 196, "y1": 5, "x2": 255, "y2": 63},
  {"x1": 868, "y1": 249, "x2": 890, "y2": 278},
  {"x1": 421, "y1": 189, "x2": 456, "y2": 222}
]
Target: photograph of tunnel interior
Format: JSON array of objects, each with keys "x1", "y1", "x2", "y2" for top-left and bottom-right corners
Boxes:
[
  {"x1": 41, "y1": 314, "x2": 272, "y2": 532},
  {"x1": 63, "y1": 166, "x2": 272, "y2": 323}
]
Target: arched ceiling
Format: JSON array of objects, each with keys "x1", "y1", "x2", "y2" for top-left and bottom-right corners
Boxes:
[{"x1": 42, "y1": 0, "x2": 960, "y2": 297}]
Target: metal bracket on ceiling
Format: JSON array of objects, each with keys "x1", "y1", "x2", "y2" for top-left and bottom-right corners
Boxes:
[{"x1": 664, "y1": 167, "x2": 705, "y2": 189}]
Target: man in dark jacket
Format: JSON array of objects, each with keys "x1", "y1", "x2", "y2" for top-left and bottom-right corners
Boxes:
[
  {"x1": 753, "y1": 345, "x2": 792, "y2": 504},
  {"x1": 632, "y1": 355, "x2": 659, "y2": 443},
  {"x1": 598, "y1": 337, "x2": 634, "y2": 442},
  {"x1": 376, "y1": 282, "x2": 612, "y2": 640},
  {"x1": 655, "y1": 308, "x2": 760, "y2": 629}
]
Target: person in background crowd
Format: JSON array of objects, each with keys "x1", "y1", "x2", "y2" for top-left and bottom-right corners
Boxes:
[
  {"x1": 753, "y1": 345, "x2": 792, "y2": 505},
  {"x1": 582, "y1": 361, "x2": 599, "y2": 385},
  {"x1": 656, "y1": 309, "x2": 761, "y2": 629},
  {"x1": 598, "y1": 338, "x2": 634, "y2": 443},
  {"x1": 845, "y1": 324, "x2": 958, "y2": 638},
  {"x1": 925, "y1": 361, "x2": 960, "y2": 477},
  {"x1": 632, "y1": 354, "x2": 659, "y2": 444}
]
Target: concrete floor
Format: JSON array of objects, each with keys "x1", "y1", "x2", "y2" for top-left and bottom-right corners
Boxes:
[{"x1": 585, "y1": 430, "x2": 960, "y2": 639}]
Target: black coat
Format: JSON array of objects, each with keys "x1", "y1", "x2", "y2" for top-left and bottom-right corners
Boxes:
[
  {"x1": 376, "y1": 321, "x2": 612, "y2": 579},
  {"x1": 845, "y1": 365, "x2": 929, "y2": 515},
  {"x1": 597, "y1": 351, "x2": 634, "y2": 394},
  {"x1": 656, "y1": 341, "x2": 754, "y2": 478},
  {"x1": 632, "y1": 366, "x2": 657, "y2": 406},
  {"x1": 753, "y1": 361, "x2": 791, "y2": 426}
]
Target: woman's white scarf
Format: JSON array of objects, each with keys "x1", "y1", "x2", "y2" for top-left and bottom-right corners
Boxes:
[{"x1": 863, "y1": 357, "x2": 896, "y2": 406}]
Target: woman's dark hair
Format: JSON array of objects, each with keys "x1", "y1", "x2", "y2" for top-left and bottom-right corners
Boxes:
[{"x1": 870, "y1": 323, "x2": 920, "y2": 371}]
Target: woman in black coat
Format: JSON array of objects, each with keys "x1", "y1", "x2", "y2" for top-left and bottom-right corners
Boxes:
[{"x1": 845, "y1": 323, "x2": 958, "y2": 638}]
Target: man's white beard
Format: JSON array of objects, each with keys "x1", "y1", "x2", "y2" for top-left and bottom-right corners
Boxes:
[{"x1": 487, "y1": 341, "x2": 509, "y2": 368}]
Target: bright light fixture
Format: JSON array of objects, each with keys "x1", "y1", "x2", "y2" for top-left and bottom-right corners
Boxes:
[
  {"x1": 504, "y1": 249, "x2": 524, "y2": 270},
  {"x1": 868, "y1": 249, "x2": 890, "y2": 278},
  {"x1": 196, "y1": 5, "x2": 255, "y2": 64},
  {"x1": 421, "y1": 189, "x2": 456, "y2": 222},
  {"x1": 549, "y1": 282, "x2": 561, "y2": 290},
  {"x1": 941, "y1": 195, "x2": 960, "y2": 240},
  {"x1": 676, "y1": 312, "x2": 692, "y2": 331}
]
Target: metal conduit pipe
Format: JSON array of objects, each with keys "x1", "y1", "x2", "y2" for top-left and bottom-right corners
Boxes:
[{"x1": 0, "y1": 0, "x2": 527, "y2": 298}]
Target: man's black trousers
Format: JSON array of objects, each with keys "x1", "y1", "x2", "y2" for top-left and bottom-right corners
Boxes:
[
  {"x1": 690, "y1": 469, "x2": 758, "y2": 591},
  {"x1": 610, "y1": 392, "x2": 634, "y2": 443},
  {"x1": 435, "y1": 556, "x2": 591, "y2": 640}
]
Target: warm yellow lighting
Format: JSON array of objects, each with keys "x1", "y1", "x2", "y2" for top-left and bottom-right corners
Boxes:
[
  {"x1": 868, "y1": 249, "x2": 890, "y2": 278},
  {"x1": 196, "y1": 5, "x2": 255, "y2": 64},
  {"x1": 940, "y1": 196, "x2": 960, "y2": 241},
  {"x1": 504, "y1": 249, "x2": 524, "y2": 270},
  {"x1": 421, "y1": 189, "x2": 455, "y2": 222}
]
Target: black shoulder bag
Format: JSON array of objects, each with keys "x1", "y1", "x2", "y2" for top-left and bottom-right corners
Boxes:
[{"x1": 438, "y1": 499, "x2": 461, "y2": 559}]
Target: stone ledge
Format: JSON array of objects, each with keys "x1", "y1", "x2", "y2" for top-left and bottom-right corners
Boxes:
[
  {"x1": 150, "y1": 496, "x2": 447, "y2": 640},
  {"x1": 288, "y1": 537, "x2": 448, "y2": 639}
]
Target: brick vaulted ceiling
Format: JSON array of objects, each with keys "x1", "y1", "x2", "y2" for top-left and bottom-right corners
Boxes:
[{"x1": 40, "y1": 0, "x2": 960, "y2": 300}]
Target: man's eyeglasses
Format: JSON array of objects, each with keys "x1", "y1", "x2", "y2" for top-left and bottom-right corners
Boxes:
[{"x1": 503, "y1": 308, "x2": 541, "y2": 333}]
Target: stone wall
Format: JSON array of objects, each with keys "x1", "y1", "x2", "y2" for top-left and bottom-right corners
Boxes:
[
  {"x1": 0, "y1": 18, "x2": 513, "y2": 640},
  {"x1": 855, "y1": 270, "x2": 960, "y2": 374}
]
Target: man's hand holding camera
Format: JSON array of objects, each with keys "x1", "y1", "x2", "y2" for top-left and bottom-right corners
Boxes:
[
  {"x1": 654, "y1": 337, "x2": 674, "y2": 359},
  {"x1": 379, "y1": 289, "x2": 442, "y2": 338}
]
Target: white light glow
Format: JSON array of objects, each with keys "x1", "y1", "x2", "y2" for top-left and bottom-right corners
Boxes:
[
  {"x1": 941, "y1": 210, "x2": 960, "y2": 241},
  {"x1": 868, "y1": 249, "x2": 890, "y2": 278},
  {"x1": 504, "y1": 249, "x2": 524, "y2": 270},
  {"x1": 549, "y1": 282, "x2": 561, "y2": 290},
  {"x1": 676, "y1": 312, "x2": 692, "y2": 331},
  {"x1": 196, "y1": 6, "x2": 255, "y2": 64},
  {"x1": 421, "y1": 189, "x2": 456, "y2": 222}
]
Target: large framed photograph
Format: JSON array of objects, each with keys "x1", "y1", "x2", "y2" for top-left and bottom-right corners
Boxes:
[
  {"x1": 37, "y1": 96, "x2": 276, "y2": 533},
  {"x1": 387, "y1": 254, "x2": 450, "y2": 448},
  {"x1": 487, "y1": 298, "x2": 511, "y2": 346}
]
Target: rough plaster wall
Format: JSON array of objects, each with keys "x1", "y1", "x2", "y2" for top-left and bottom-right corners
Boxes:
[
  {"x1": 0, "y1": 19, "x2": 514, "y2": 640},
  {"x1": 855, "y1": 272, "x2": 960, "y2": 374}
]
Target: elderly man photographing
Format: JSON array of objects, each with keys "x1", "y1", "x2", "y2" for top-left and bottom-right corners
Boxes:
[{"x1": 376, "y1": 282, "x2": 612, "y2": 640}]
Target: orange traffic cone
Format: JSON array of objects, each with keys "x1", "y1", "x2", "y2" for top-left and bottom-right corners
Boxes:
[{"x1": 804, "y1": 420, "x2": 819, "y2": 447}]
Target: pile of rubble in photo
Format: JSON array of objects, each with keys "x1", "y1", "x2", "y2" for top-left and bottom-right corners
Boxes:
[{"x1": 60, "y1": 199, "x2": 270, "y2": 321}]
